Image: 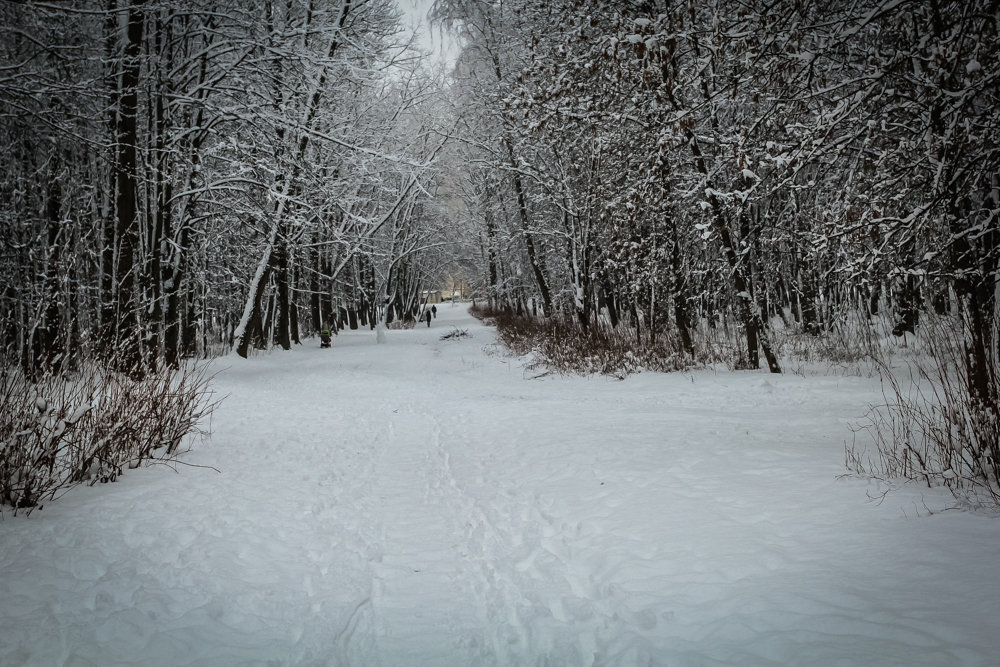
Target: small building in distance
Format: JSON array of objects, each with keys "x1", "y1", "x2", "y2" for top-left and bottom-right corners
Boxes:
[
  {"x1": 442, "y1": 275, "x2": 470, "y2": 301},
  {"x1": 423, "y1": 275, "x2": 470, "y2": 304}
]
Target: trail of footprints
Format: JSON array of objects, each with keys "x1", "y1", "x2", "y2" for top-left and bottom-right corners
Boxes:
[{"x1": 423, "y1": 413, "x2": 659, "y2": 664}]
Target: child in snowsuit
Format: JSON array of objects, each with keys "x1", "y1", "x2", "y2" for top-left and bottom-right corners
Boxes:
[{"x1": 320, "y1": 321, "x2": 332, "y2": 348}]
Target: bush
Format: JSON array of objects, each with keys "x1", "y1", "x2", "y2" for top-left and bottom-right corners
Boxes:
[
  {"x1": 470, "y1": 305, "x2": 700, "y2": 379},
  {"x1": 0, "y1": 359, "x2": 219, "y2": 515},
  {"x1": 846, "y1": 313, "x2": 1000, "y2": 510},
  {"x1": 775, "y1": 309, "x2": 893, "y2": 374}
]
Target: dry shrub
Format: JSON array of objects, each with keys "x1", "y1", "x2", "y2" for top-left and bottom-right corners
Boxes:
[
  {"x1": 471, "y1": 305, "x2": 697, "y2": 379},
  {"x1": 846, "y1": 313, "x2": 1000, "y2": 510},
  {"x1": 776, "y1": 309, "x2": 892, "y2": 372},
  {"x1": 0, "y1": 359, "x2": 219, "y2": 515}
]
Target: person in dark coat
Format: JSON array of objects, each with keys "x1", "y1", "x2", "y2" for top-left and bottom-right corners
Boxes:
[
  {"x1": 425, "y1": 310, "x2": 432, "y2": 327},
  {"x1": 431, "y1": 305, "x2": 437, "y2": 318}
]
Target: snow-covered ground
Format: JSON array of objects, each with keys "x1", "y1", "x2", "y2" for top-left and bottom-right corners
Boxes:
[{"x1": 2, "y1": 304, "x2": 999, "y2": 666}]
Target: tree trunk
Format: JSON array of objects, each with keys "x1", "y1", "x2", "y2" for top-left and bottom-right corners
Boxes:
[
  {"x1": 40, "y1": 168, "x2": 64, "y2": 371},
  {"x1": 951, "y1": 178, "x2": 999, "y2": 412},
  {"x1": 868, "y1": 282, "x2": 881, "y2": 318},
  {"x1": 108, "y1": 1, "x2": 146, "y2": 375},
  {"x1": 504, "y1": 139, "x2": 552, "y2": 315},
  {"x1": 182, "y1": 277, "x2": 198, "y2": 357},
  {"x1": 164, "y1": 211, "x2": 191, "y2": 366},
  {"x1": 485, "y1": 211, "x2": 499, "y2": 306},
  {"x1": 310, "y1": 245, "x2": 321, "y2": 332},
  {"x1": 274, "y1": 239, "x2": 291, "y2": 350},
  {"x1": 671, "y1": 234, "x2": 694, "y2": 356},
  {"x1": 892, "y1": 274, "x2": 920, "y2": 337},
  {"x1": 602, "y1": 281, "x2": 620, "y2": 329},
  {"x1": 100, "y1": 0, "x2": 120, "y2": 360},
  {"x1": 164, "y1": 19, "x2": 208, "y2": 367},
  {"x1": 798, "y1": 268, "x2": 820, "y2": 335},
  {"x1": 234, "y1": 223, "x2": 278, "y2": 358}
]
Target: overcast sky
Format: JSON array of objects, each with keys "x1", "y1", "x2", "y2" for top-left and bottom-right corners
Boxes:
[{"x1": 394, "y1": 0, "x2": 460, "y2": 68}]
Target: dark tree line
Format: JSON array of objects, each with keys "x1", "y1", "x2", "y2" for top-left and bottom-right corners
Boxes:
[
  {"x1": 434, "y1": 0, "x2": 997, "y2": 390},
  {"x1": 1, "y1": 0, "x2": 450, "y2": 376}
]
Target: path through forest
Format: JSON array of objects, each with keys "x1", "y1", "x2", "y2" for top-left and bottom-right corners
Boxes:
[{"x1": 2, "y1": 305, "x2": 999, "y2": 666}]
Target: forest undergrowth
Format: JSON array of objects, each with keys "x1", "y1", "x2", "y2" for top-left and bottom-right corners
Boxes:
[
  {"x1": 0, "y1": 358, "x2": 219, "y2": 516},
  {"x1": 471, "y1": 303, "x2": 893, "y2": 379},
  {"x1": 471, "y1": 304, "x2": 702, "y2": 379},
  {"x1": 847, "y1": 313, "x2": 1000, "y2": 512},
  {"x1": 474, "y1": 304, "x2": 1000, "y2": 510}
]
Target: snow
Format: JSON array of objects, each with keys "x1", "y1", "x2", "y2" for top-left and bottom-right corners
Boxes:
[
  {"x1": 3, "y1": 305, "x2": 1000, "y2": 665},
  {"x1": 66, "y1": 404, "x2": 91, "y2": 425}
]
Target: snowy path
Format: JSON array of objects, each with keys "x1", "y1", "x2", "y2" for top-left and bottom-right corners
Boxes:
[{"x1": 3, "y1": 304, "x2": 1000, "y2": 666}]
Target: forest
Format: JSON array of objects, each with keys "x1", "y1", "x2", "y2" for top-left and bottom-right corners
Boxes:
[{"x1": 1, "y1": 0, "x2": 998, "y2": 509}]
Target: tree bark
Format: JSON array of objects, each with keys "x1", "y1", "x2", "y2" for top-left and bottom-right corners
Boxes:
[
  {"x1": 504, "y1": 140, "x2": 552, "y2": 316},
  {"x1": 234, "y1": 234, "x2": 275, "y2": 357},
  {"x1": 310, "y1": 245, "x2": 322, "y2": 332},
  {"x1": 669, "y1": 232, "x2": 694, "y2": 356},
  {"x1": 274, "y1": 238, "x2": 292, "y2": 350},
  {"x1": 107, "y1": 1, "x2": 146, "y2": 375},
  {"x1": 39, "y1": 163, "x2": 64, "y2": 371}
]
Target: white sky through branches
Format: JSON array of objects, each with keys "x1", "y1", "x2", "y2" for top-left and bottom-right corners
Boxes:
[{"x1": 394, "y1": 0, "x2": 460, "y2": 69}]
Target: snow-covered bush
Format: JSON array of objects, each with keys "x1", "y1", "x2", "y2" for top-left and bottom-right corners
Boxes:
[
  {"x1": 847, "y1": 314, "x2": 1000, "y2": 510},
  {"x1": 0, "y1": 359, "x2": 218, "y2": 515}
]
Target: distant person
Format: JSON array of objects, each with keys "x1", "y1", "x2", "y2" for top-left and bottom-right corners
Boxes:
[
  {"x1": 431, "y1": 305, "x2": 437, "y2": 318},
  {"x1": 425, "y1": 310, "x2": 432, "y2": 327}
]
